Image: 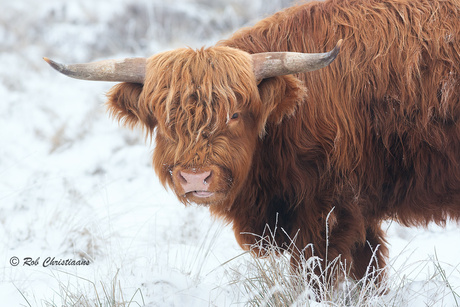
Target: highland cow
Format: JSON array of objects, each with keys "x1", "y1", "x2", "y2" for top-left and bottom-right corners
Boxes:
[{"x1": 45, "y1": 0, "x2": 460, "y2": 287}]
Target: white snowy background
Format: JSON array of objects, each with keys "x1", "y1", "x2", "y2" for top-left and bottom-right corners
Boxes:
[{"x1": 1, "y1": 0, "x2": 459, "y2": 306}]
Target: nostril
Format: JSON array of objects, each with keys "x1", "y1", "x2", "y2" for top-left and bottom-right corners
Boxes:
[
  {"x1": 204, "y1": 171, "x2": 212, "y2": 185},
  {"x1": 178, "y1": 170, "x2": 212, "y2": 193},
  {"x1": 180, "y1": 170, "x2": 211, "y2": 183},
  {"x1": 178, "y1": 171, "x2": 188, "y2": 184}
]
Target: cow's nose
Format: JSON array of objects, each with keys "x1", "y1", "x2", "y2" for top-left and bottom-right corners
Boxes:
[{"x1": 179, "y1": 170, "x2": 212, "y2": 193}]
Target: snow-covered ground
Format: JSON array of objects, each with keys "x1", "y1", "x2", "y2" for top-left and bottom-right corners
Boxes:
[{"x1": 1, "y1": 0, "x2": 459, "y2": 306}]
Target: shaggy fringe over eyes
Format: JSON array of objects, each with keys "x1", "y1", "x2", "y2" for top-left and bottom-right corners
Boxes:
[{"x1": 141, "y1": 46, "x2": 260, "y2": 162}]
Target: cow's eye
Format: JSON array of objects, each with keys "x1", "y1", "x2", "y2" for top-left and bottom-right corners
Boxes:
[{"x1": 231, "y1": 113, "x2": 239, "y2": 120}]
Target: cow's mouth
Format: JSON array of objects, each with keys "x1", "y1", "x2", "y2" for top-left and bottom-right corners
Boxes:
[
  {"x1": 190, "y1": 191, "x2": 215, "y2": 198},
  {"x1": 183, "y1": 190, "x2": 227, "y2": 205}
]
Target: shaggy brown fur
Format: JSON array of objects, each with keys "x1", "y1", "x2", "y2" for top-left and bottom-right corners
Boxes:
[{"x1": 106, "y1": 0, "x2": 460, "y2": 287}]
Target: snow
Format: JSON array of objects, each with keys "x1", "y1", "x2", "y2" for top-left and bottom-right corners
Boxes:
[{"x1": 1, "y1": 0, "x2": 459, "y2": 306}]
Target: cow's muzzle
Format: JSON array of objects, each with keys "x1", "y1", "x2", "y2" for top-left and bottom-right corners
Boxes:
[
  {"x1": 178, "y1": 170, "x2": 214, "y2": 198},
  {"x1": 171, "y1": 166, "x2": 230, "y2": 203}
]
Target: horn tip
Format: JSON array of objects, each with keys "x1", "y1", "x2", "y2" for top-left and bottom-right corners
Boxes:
[
  {"x1": 43, "y1": 57, "x2": 65, "y2": 73},
  {"x1": 327, "y1": 39, "x2": 343, "y2": 61},
  {"x1": 336, "y1": 39, "x2": 344, "y2": 49},
  {"x1": 43, "y1": 57, "x2": 55, "y2": 66}
]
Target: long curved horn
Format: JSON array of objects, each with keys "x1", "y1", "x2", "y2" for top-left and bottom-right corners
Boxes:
[
  {"x1": 43, "y1": 57, "x2": 146, "y2": 83},
  {"x1": 252, "y1": 39, "x2": 343, "y2": 81}
]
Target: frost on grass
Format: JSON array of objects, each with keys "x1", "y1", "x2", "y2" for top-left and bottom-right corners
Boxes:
[
  {"x1": 227, "y1": 222, "x2": 460, "y2": 307},
  {"x1": 227, "y1": 215, "x2": 388, "y2": 307}
]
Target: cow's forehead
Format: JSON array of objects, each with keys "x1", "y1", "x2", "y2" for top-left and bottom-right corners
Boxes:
[
  {"x1": 145, "y1": 45, "x2": 255, "y2": 85},
  {"x1": 143, "y1": 46, "x2": 260, "y2": 138}
]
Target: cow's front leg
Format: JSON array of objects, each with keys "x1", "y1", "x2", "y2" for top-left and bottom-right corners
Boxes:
[
  {"x1": 350, "y1": 224, "x2": 388, "y2": 283},
  {"x1": 289, "y1": 203, "x2": 370, "y2": 291}
]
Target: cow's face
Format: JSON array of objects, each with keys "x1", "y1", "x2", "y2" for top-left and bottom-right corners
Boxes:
[{"x1": 106, "y1": 46, "x2": 306, "y2": 207}]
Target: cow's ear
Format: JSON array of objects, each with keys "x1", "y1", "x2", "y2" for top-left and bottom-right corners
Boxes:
[
  {"x1": 257, "y1": 75, "x2": 306, "y2": 126},
  {"x1": 106, "y1": 82, "x2": 157, "y2": 131}
]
